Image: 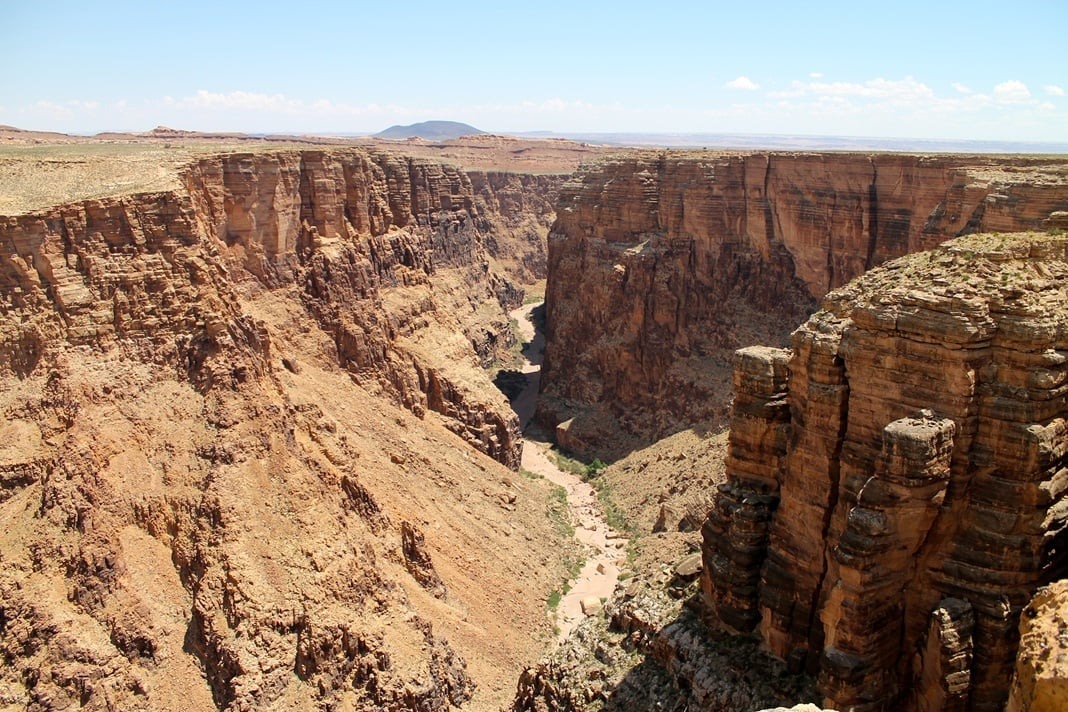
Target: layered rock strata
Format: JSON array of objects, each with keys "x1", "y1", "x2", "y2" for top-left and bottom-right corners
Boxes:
[
  {"x1": 183, "y1": 150, "x2": 559, "y2": 468},
  {"x1": 701, "y1": 233, "x2": 1068, "y2": 710},
  {"x1": 0, "y1": 150, "x2": 554, "y2": 469},
  {"x1": 0, "y1": 149, "x2": 570, "y2": 710},
  {"x1": 540, "y1": 153, "x2": 1068, "y2": 451},
  {"x1": 467, "y1": 170, "x2": 560, "y2": 284}
]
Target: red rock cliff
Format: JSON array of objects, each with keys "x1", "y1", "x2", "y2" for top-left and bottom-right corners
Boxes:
[
  {"x1": 1, "y1": 150, "x2": 552, "y2": 468},
  {"x1": 702, "y1": 233, "x2": 1068, "y2": 711},
  {"x1": 182, "y1": 149, "x2": 553, "y2": 467},
  {"x1": 0, "y1": 149, "x2": 571, "y2": 710},
  {"x1": 539, "y1": 152, "x2": 1068, "y2": 454}
]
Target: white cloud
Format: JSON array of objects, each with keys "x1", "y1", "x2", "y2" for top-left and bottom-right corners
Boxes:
[
  {"x1": 22, "y1": 100, "x2": 74, "y2": 118},
  {"x1": 158, "y1": 91, "x2": 413, "y2": 119},
  {"x1": 22, "y1": 99, "x2": 103, "y2": 117},
  {"x1": 726, "y1": 76, "x2": 760, "y2": 91},
  {"x1": 166, "y1": 90, "x2": 305, "y2": 113},
  {"x1": 993, "y1": 80, "x2": 1031, "y2": 104},
  {"x1": 711, "y1": 72, "x2": 1068, "y2": 141},
  {"x1": 5, "y1": 78, "x2": 1064, "y2": 141},
  {"x1": 1045, "y1": 84, "x2": 1065, "y2": 96},
  {"x1": 772, "y1": 76, "x2": 934, "y2": 105},
  {"x1": 523, "y1": 98, "x2": 596, "y2": 112}
]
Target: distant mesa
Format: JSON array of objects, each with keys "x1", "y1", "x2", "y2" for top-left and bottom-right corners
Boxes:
[
  {"x1": 140, "y1": 125, "x2": 211, "y2": 139},
  {"x1": 375, "y1": 120, "x2": 486, "y2": 141}
]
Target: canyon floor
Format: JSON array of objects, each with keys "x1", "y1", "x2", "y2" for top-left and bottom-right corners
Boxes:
[{"x1": 507, "y1": 302, "x2": 628, "y2": 644}]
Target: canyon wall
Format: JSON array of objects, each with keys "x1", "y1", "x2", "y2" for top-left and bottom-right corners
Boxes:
[
  {"x1": 702, "y1": 233, "x2": 1068, "y2": 710},
  {"x1": 0, "y1": 150, "x2": 570, "y2": 710},
  {"x1": 539, "y1": 152, "x2": 1068, "y2": 455},
  {"x1": 183, "y1": 150, "x2": 560, "y2": 468},
  {"x1": 467, "y1": 170, "x2": 560, "y2": 284}
]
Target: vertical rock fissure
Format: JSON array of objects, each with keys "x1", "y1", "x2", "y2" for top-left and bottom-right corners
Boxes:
[
  {"x1": 407, "y1": 158, "x2": 423, "y2": 228},
  {"x1": 763, "y1": 155, "x2": 776, "y2": 247},
  {"x1": 959, "y1": 201, "x2": 986, "y2": 236},
  {"x1": 826, "y1": 191, "x2": 837, "y2": 293},
  {"x1": 898, "y1": 407, "x2": 978, "y2": 695},
  {"x1": 805, "y1": 360, "x2": 848, "y2": 670},
  {"x1": 865, "y1": 157, "x2": 880, "y2": 270},
  {"x1": 298, "y1": 154, "x2": 316, "y2": 252},
  {"x1": 639, "y1": 252, "x2": 660, "y2": 374}
]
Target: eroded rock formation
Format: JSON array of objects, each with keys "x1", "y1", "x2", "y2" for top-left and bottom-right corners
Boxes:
[
  {"x1": 0, "y1": 148, "x2": 571, "y2": 710},
  {"x1": 1007, "y1": 580, "x2": 1068, "y2": 712},
  {"x1": 701, "y1": 232, "x2": 1068, "y2": 711},
  {"x1": 539, "y1": 153, "x2": 1068, "y2": 454},
  {"x1": 183, "y1": 150, "x2": 562, "y2": 468}
]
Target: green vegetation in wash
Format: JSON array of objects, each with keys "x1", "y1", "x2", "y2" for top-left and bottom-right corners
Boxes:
[{"x1": 545, "y1": 483, "x2": 583, "y2": 612}]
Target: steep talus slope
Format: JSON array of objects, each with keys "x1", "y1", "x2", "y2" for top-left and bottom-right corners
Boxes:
[
  {"x1": 703, "y1": 233, "x2": 1068, "y2": 710},
  {"x1": 0, "y1": 149, "x2": 571, "y2": 710},
  {"x1": 539, "y1": 152, "x2": 1068, "y2": 456}
]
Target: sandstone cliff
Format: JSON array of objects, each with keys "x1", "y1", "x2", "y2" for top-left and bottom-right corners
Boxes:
[
  {"x1": 0, "y1": 149, "x2": 572, "y2": 710},
  {"x1": 182, "y1": 150, "x2": 557, "y2": 468},
  {"x1": 701, "y1": 232, "x2": 1068, "y2": 710},
  {"x1": 539, "y1": 153, "x2": 1068, "y2": 455}
]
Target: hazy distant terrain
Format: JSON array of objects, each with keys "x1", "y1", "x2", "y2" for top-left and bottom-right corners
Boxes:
[{"x1": 518, "y1": 131, "x2": 1068, "y2": 153}]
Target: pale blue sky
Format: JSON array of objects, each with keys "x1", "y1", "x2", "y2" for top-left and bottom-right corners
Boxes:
[{"x1": 3, "y1": 0, "x2": 1066, "y2": 141}]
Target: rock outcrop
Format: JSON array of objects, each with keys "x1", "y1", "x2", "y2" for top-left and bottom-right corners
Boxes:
[
  {"x1": 539, "y1": 153, "x2": 1068, "y2": 453},
  {"x1": 1007, "y1": 580, "x2": 1068, "y2": 712},
  {"x1": 0, "y1": 149, "x2": 552, "y2": 469},
  {"x1": 0, "y1": 148, "x2": 574, "y2": 710},
  {"x1": 701, "y1": 232, "x2": 1068, "y2": 711},
  {"x1": 512, "y1": 555, "x2": 821, "y2": 711}
]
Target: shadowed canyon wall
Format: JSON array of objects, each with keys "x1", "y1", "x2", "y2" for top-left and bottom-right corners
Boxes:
[
  {"x1": 702, "y1": 233, "x2": 1068, "y2": 711},
  {"x1": 538, "y1": 152, "x2": 1068, "y2": 456},
  {"x1": 0, "y1": 149, "x2": 569, "y2": 710}
]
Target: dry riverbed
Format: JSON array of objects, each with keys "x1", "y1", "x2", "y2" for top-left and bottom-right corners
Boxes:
[{"x1": 508, "y1": 302, "x2": 628, "y2": 643}]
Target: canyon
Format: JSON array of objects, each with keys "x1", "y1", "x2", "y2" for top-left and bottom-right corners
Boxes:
[
  {"x1": 2, "y1": 131, "x2": 1068, "y2": 712},
  {"x1": 0, "y1": 138, "x2": 589, "y2": 710},
  {"x1": 539, "y1": 152, "x2": 1068, "y2": 457},
  {"x1": 529, "y1": 152, "x2": 1068, "y2": 711}
]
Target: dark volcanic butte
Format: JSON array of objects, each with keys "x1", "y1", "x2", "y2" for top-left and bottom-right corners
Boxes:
[
  {"x1": 375, "y1": 121, "x2": 486, "y2": 141},
  {"x1": 538, "y1": 152, "x2": 1068, "y2": 454}
]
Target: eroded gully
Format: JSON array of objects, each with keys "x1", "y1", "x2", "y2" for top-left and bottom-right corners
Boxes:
[{"x1": 508, "y1": 302, "x2": 628, "y2": 643}]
